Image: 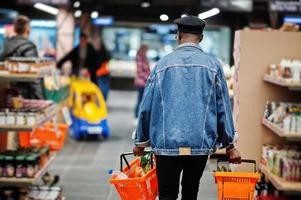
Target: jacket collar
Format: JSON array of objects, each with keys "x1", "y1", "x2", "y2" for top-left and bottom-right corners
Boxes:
[{"x1": 176, "y1": 43, "x2": 202, "y2": 51}]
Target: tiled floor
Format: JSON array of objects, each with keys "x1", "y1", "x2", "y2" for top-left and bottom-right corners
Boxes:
[{"x1": 49, "y1": 90, "x2": 218, "y2": 200}]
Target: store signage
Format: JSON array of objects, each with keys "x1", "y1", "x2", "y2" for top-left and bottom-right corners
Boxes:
[
  {"x1": 17, "y1": 0, "x2": 68, "y2": 5},
  {"x1": 270, "y1": 1, "x2": 301, "y2": 12},
  {"x1": 92, "y1": 17, "x2": 114, "y2": 26}
]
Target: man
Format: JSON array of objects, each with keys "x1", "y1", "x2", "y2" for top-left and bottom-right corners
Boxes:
[
  {"x1": 57, "y1": 33, "x2": 98, "y2": 84},
  {"x1": 2, "y1": 15, "x2": 43, "y2": 99},
  {"x1": 133, "y1": 16, "x2": 241, "y2": 200}
]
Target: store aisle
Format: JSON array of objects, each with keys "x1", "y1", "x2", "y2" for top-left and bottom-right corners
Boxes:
[{"x1": 49, "y1": 91, "x2": 218, "y2": 200}]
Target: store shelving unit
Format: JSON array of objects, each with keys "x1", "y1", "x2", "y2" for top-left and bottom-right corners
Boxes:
[
  {"x1": 260, "y1": 165, "x2": 301, "y2": 192},
  {"x1": 0, "y1": 72, "x2": 42, "y2": 82},
  {"x1": 0, "y1": 104, "x2": 57, "y2": 132},
  {"x1": 0, "y1": 155, "x2": 55, "y2": 186},
  {"x1": 263, "y1": 75, "x2": 301, "y2": 89},
  {"x1": 0, "y1": 68, "x2": 61, "y2": 191},
  {"x1": 233, "y1": 31, "x2": 301, "y2": 196},
  {"x1": 262, "y1": 118, "x2": 301, "y2": 138}
]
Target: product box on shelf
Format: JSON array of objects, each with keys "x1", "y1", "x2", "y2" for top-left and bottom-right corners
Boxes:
[
  {"x1": 3, "y1": 57, "x2": 55, "y2": 76},
  {"x1": 267, "y1": 59, "x2": 301, "y2": 83},
  {"x1": 262, "y1": 145, "x2": 301, "y2": 182},
  {"x1": 263, "y1": 101, "x2": 301, "y2": 133},
  {"x1": 0, "y1": 99, "x2": 54, "y2": 127}
]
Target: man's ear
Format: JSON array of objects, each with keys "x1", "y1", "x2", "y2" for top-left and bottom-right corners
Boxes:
[{"x1": 199, "y1": 35, "x2": 203, "y2": 42}]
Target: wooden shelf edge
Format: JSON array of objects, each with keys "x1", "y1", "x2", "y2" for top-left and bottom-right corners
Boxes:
[
  {"x1": 263, "y1": 75, "x2": 301, "y2": 88},
  {"x1": 262, "y1": 118, "x2": 301, "y2": 138},
  {"x1": 0, "y1": 155, "x2": 56, "y2": 185},
  {"x1": 260, "y1": 164, "x2": 301, "y2": 192},
  {"x1": 0, "y1": 73, "x2": 43, "y2": 82}
]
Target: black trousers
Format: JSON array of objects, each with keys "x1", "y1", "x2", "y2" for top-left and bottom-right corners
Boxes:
[{"x1": 155, "y1": 155, "x2": 208, "y2": 200}]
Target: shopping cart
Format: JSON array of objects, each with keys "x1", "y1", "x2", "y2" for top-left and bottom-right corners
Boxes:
[
  {"x1": 109, "y1": 152, "x2": 158, "y2": 200},
  {"x1": 214, "y1": 158, "x2": 261, "y2": 200}
]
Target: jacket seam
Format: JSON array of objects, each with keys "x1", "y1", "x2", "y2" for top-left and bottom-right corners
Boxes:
[
  {"x1": 157, "y1": 73, "x2": 166, "y2": 148},
  {"x1": 201, "y1": 72, "x2": 215, "y2": 149},
  {"x1": 217, "y1": 76, "x2": 233, "y2": 142},
  {"x1": 156, "y1": 64, "x2": 218, "y2": 75}
]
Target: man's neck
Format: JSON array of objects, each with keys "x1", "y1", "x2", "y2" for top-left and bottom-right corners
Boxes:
[
  {"x1": 179, "y1": 40, "x2": 199, "y2": 45},
  {"x1": 16, "y1": 34, "x2": 28, "y2": 39}
]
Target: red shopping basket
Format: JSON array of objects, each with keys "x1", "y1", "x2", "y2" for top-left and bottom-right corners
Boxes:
[
  {"x1": 214, "y1": 158, "x2": 261, "y2": 200},
  {"x1": 109, "y1": 152, "x2": 158, "y2": 200},
  {"x1": 19, "y1": 123, "x2": 68, "y2": 151}
]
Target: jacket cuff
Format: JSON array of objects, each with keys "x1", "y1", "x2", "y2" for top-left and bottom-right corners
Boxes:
[{"x1": 135, "y1": 140, "x2": 151, "y2": 147}]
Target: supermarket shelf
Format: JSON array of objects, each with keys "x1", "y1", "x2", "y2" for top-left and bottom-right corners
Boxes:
[
  {"x1": 263, "y1": 75, "x2": 301, "y2": 90},
  {"x1": 262, "y1": 118, "x2": 301, "y2": 138},
  {"x1": 0, "y1": 72, "x2": 42, "y2": 82},
  {"x1": 260, "y1": 164, "x2": 301, "y2": 192},
  {"x1": 0, "y1": 155, "x2": 55, "y2": 186},
  {"x1": 0, "y1": 105, "x2": 56, "y2": 132}
]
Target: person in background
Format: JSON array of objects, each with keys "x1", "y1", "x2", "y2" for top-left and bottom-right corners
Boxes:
[
  {"x1": 134, "y1": 44, "x2": 150, "y2": 119},
  {"x1": 96, "y1": 39, "x2": 111, "y2": 101},
  {"x1": 133, "y1": 16, "x2": 241, "y2": 200},
  {"x1": 1, "y1": 15, "x2": 43, "y2": 99},
  {"x1": 57, "y1": 33, "x2": 98, "y2": 84}
]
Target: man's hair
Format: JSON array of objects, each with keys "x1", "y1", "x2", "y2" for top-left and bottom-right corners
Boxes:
[
  {"x1": 14, "y1": 15, "x2": 30, "y2": 35},
  {"x1": 80, "y1": 33, "x2": 88, "y2": 39}
]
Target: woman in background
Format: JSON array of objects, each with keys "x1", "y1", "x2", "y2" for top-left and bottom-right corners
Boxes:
[{"x1": 134, "y1": 44, "x2": 150, "y2": 119}]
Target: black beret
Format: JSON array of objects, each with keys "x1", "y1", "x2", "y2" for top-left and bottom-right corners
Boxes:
[{"x1": 174, "y1": 16, "x2": 206, "y2": 34}]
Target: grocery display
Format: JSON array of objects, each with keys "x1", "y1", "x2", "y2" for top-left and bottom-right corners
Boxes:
[
  {"x1": 0, "y1": 186, "x2": 64, "y2": 200},
  {"x1": 0, "y1": 99, "x2": 55, "y2": 130},
  {"x1": 261, "y1": 145, "x2": 301, "y2": 182},
  {"x1": 0, "y1": 56, "x2": 64, "y2": 197},
  {"x1": 266, "y1": 59, "x2": 301, "y2": 83},
  {"x1": 0, "y1": 147, "x2": 50, "y2": 179},
  {"x1": 263, "y1": 102, "x2": 301, "y2": 135},
  {"x1": 259, "y1": 47, "x2": 301, "y2": 195},
  {"x1": 0, "y1": 57, "x2": 55, "y2": 76}
]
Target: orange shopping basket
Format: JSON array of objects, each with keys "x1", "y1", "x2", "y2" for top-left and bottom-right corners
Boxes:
[
  {"x1": 109, "y1": 152, "x2": 158, "y2": 200},
  {"x1": 214, "y1": 159, "x2": 260, "y2": 200}
]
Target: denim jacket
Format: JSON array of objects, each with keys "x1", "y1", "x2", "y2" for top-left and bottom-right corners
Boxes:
[{"x1": 134, "y1": 43, "x2": 238, "y2": 156}]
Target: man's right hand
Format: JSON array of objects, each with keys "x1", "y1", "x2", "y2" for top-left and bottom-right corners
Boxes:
[{"x1": 226, "y1": 145, "x2": 241, "y2": 164}]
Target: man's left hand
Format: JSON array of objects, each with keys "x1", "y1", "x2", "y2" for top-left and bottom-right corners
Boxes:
[{"x1": 133, "y1": 146, "x2": 145, "y2": 156}]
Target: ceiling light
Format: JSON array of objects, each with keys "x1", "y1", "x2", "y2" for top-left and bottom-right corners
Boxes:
[
  {"x1": 141, "y1": 2, "x2": 151, "y2": 8},
  {"x1": 160, "y1": 14, "x2": 169, "y2": 21},
  {"x1": 34, "y1": 3, "x2": 59, "y2": 15},
  {"x1": 181, "y1": 14, "x2": 188, "y2": 18},
  {"x1": 74, "y1": 10, "x2": 82, "y2": 18},
  {"x1": 73, "y1": 1, "x2": 80, "y2": 8},
  {"x1": 91, "y1": 11, "x2": 99, "y2": 19},
  {"x1": 198, "y1": 8, "x2": 220, "y2": 19}
]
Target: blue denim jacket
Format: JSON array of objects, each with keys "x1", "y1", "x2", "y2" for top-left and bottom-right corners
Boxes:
[{"x1": 134, "y1": 43, "x2": 237, "y2": 156}]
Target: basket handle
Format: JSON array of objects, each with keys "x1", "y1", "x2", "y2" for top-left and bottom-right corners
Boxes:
[
  {"x1": 217, "y1": 158, "x2": 257, "y2": 172},
  {"x1": 120, "y1": 151, "x2": 154, "y2": 172}
]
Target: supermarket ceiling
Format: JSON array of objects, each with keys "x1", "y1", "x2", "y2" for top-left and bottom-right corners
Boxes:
[{"x1": 0, "y1": 0, "x2": 270, "y2": 23}]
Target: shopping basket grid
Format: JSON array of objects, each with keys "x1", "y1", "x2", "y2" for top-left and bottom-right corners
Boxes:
[{"x1": 214, "y1": 159, "x2": 261, "y2": 200}]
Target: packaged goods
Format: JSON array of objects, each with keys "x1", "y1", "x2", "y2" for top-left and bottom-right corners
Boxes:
[
  {"x1": 267, "y1": 59, "x2": 301, "y2": 82},
  {"x1": 0, "y1": 147, "x2": 50, "y2": 179},
  {"x1": 262, "y1": 145, "x2": 301, "y2": 182},
  {"x1": 264, "y1": 102, "x2": 301, "y2": 133},
  {"x1": 4, "y1": 57, "x2": 55, "y2": 76},
  {"x1": 0, "y1": 100, "x2": 54, "y2": 127}
]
